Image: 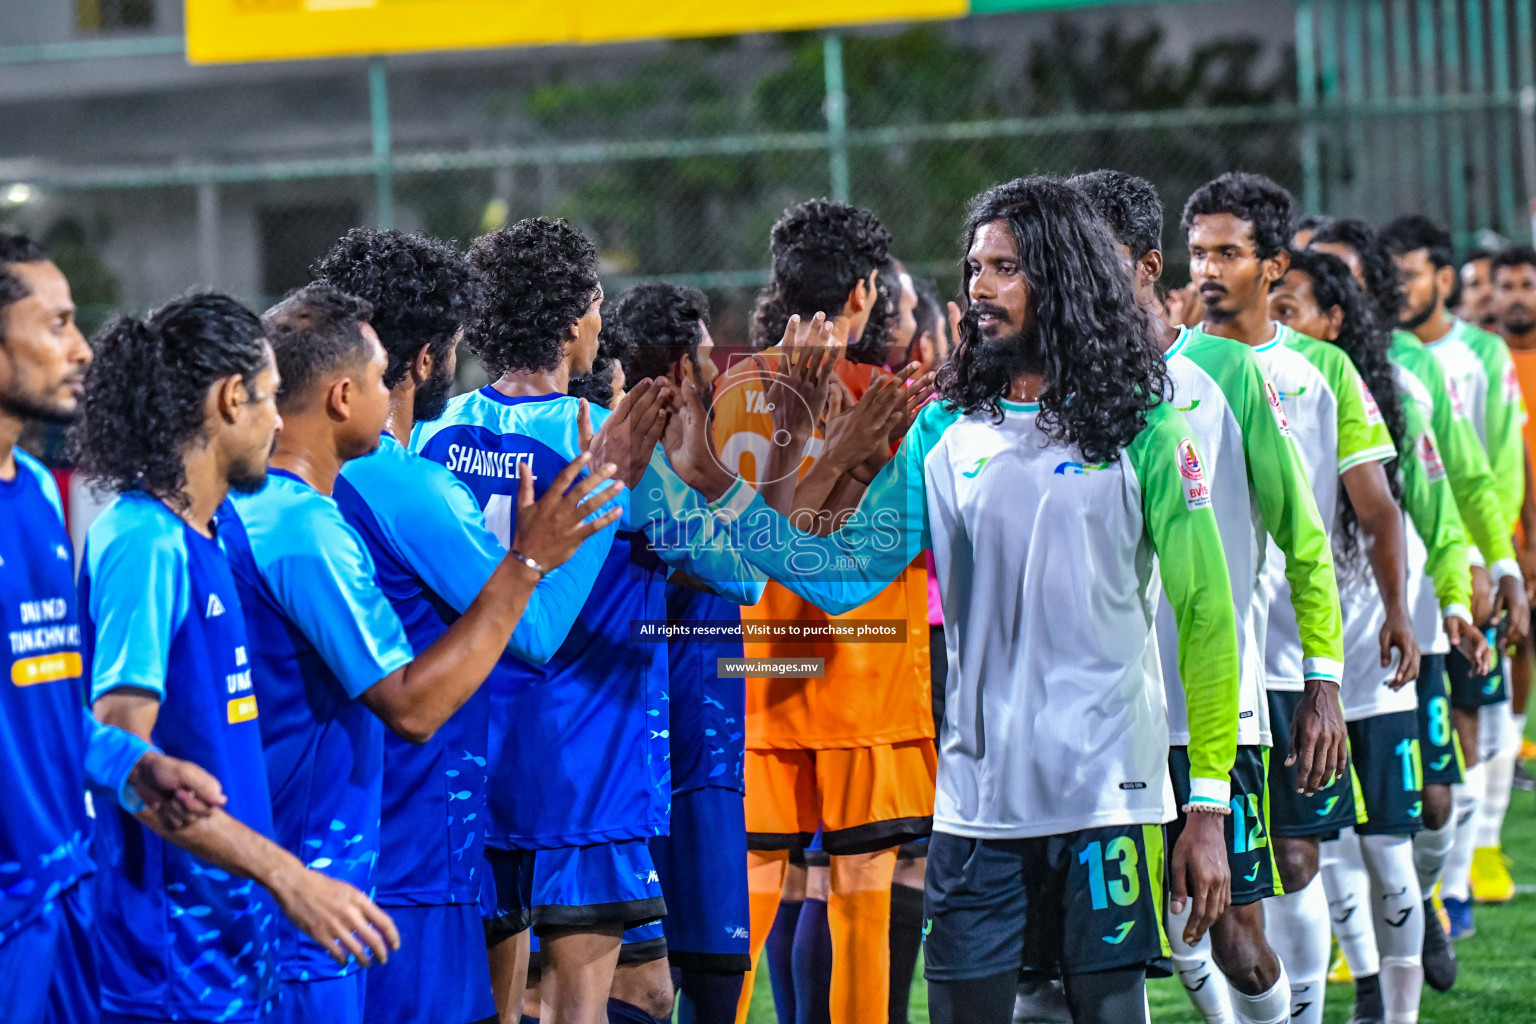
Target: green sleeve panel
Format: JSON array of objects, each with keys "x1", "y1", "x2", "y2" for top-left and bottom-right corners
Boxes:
[
  {"x1": 1396, "y1": 399, "x2": 1472, "y2": 613},
  {"x1": 1296, "y1": 338, "x2": 1397, "y2": 471},
  {"x1": 1466, "y1": 325, "x2": 1526, "y2": 529},
  {"x1": 706, "y1": 399, "x2": 952, "y2": 615},
  {"x1": 1395, "y1": 340, "x2": 1514, "y2": 564},
  {"x1": 1126, "y1": 401, "x2": 1239, "y2": 791},
  {"x1": 1191, "y1": 337, "x2": 1344, "y2": 678}
]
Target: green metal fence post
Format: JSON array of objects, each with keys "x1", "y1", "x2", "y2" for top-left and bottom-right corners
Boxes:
[
  {"x1": 823, "y1": 32, "x2": 851, "y2": 203},
  {"x1": 369, "y1": 57, "x2": 395, "y2": 230},
  {"x1": 1296, "y1": 1, "x2": 1323, "y2": 213}
]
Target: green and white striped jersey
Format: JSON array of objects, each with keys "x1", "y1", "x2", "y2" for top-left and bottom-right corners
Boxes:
[
  {"x1": 708, "y1": 397, "x2": 1241, "y2": 838},
  {"x1": 1422, "y1": 318, "x2": 1526, "y2": 531},
  {"x1": 1338, "y1": 366, "x2": 1471, "y2": 720},
  {"x1": 1242, "y1": 322, "x2": 1397, "y2": 693},
  {"x1": 1157, "y1": 328, "x2": 1341, "y2": 747},
  {"x1": 1391, "y1": 330, "x2": 1518, "y2": 578}
]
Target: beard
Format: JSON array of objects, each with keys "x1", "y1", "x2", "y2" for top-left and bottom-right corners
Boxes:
[
  {"x1": 1399, "y1": 287, "x2": 1440, "y2": 330},
  {"x1": 412, "y1": 360, "x2": 455, "y2": 423},
  {"x1": 963, "y1": 318, "x2": 1044, "y2": 400},
  {"x1": 1502, "y1": 303, "x2": 1536, "y2": 336},
  {"x1": 227, "y1": 464, "x2": 268, "y2": 495},
  {"x1": 0, "y1": 383, "x2": 79, "y2": 426}
]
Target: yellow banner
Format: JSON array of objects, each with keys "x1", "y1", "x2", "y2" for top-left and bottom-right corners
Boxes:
[
  {"x1": 187, "y1": 0, "x2": 968, "y2": 63},
  {"x1": 11, "y1": 652, "x2": 82, "y2": 687}
]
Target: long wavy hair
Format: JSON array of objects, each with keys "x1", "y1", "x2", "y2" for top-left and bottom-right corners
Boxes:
[
  {"x1": 939, "y1": 176, "x2": 1169, "y2": 464},
  {"x1": 1286, "y1": 249, "x2": 1406, "y2": 567},
  {"x1": 70, "y1": 293, "x2": 269, "y2": 507}
]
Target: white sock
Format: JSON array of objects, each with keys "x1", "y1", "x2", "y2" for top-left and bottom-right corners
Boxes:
[
  {"x1": 1166, "y1": 899, "x2": 1235, "y2": 1023},
  {"x1": 1320, "y1": 830, "x2": 1379, "y2": 976},
  {"x1": 1359, "y1": 832, "x2": 1424, "y2": 1024},
  {"x1": 1229, "y1": 963, "x2": 1289, "y2": 1024},
  {"x1": 1412, "y1": 819, "x2": 1454, "y2": 895},
  {"x1": 1443, "y1": 761, "x2": 1484, "y2": 902},
  {"x1": 1264, "y1": 876, "x2": 1329, "y2": 1024},
  {"x1": 1476, "y1": 705, "x2": 1520, "y2": 849}
]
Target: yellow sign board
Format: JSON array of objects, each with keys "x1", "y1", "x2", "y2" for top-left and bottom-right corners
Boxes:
[{"x1": 186, "y1": 0, "x2": 969, "y2": 63}]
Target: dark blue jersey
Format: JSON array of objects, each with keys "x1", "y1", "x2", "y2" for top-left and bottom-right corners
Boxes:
[
  {"x1": 0, "y1": 452, "x2": 151, "y2": 945},
  {"x1": 223, "y1": 471, "x2": 414, "y2": 982},
  {"x1": 412, "y1": 389, "x2": 762, "y2": 849},
  {"x1": 81, "y1": 493, "x2": 279, "y2": 1021},
  {"x1": 664, "y1": 582, "x2": 746, "y2": 795},
  {"x1": 334, "y1": 433, "x2": 608, "y2": 906}
]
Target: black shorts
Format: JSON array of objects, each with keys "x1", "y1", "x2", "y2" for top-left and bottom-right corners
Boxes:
[
  {"x1": 1447, "y1": 620, "x2": 1508, "y2": 709},
  {"x1": 1416, "y1": 654, "x2": 1465, "y2": 786},
  {"x1": 922, "y1": 826, "x2": 1169, "y2": 982},
  {"x1": 1348, "y1": 712, "x2": 1424, "y2": 836},
  {"x1": 1168, "y1": 746, "x2": 1279, "y2": 905},
  {"x1": 1266, "y1": 689, "x2": 1359, "y2": 837}
]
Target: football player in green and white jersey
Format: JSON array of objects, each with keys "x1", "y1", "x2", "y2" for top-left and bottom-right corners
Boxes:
[
  {"x1": 1181, "y1": 172, "x2": 1413, "y2": 1024},
  {"x1": 663, "y1": 176, "x2": 1241, "y2": 1024},
  {"x1": 1274, "y1": 249, "x2": 1489, "y2": 1024},
  {"x1": 1379, "y1": 217, "x2": 1530, "y2": 938},
  {"x1": 1070, "y1": 169, "x2": 1344, "y2": 1024}
]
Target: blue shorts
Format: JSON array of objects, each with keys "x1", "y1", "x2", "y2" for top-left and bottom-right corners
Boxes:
[
  {"x1": 364, "y1": 903, "x2": 494, "y2": 1024},
  {"x1": 275, "y1": 973, "x2": 366, "y2": 1024},
  {"x1": 2, "y1": 881, "x2": 97, "y2": 1024},
  {"x1": 650, "y1": 786, "x2": 750, "y2": 973},
  {"x1": 482, "y1": 838, "x2": 666, "y2": 938}
]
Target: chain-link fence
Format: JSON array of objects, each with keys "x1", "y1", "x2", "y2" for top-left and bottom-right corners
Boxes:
[{"x1": 2, "y1": 1, "x2": 1535, "y2": 354}]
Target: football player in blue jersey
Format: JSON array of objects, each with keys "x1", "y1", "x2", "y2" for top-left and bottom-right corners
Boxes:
[
  {"x1": 413, "y1": 219, "x2": 769, "y2": 1024},
  {"x1": 71, "y1": 291, "x2": 403, "y2": 1024},
  {"x1": 0, "y1": 234, "x2": 240, "y2": 1024},
  {"x1": 310, "y1": 229, "x2": 646, "y2": 1024},
  {"x1": 221, "y1": 283, "x2": 620, "y2": 1024}
]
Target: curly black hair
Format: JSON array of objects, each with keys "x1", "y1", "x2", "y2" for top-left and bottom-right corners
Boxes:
[
  {"x1": 749, "y1": 199, "x2": 892, "y2": 350},
  {"x1": 0, "y1": 233, "x2": 50, "y2": 317},
  {"x1": 71, "y1": 293, "x2": 268, "y2": 505},
  {"x1": 310, "y1": 228, "x2": 478, "y2": 390},
  {"x1": 1068, "y1": 170, "x2": 1164, "y2": 260},
  {"x1": 260, "y1": 283, "x2": 375, "y2": 409},
  {"x1": 942, "y1": 176, "x2": 1169, "y2": 464},
  {"x1": 1180, "y1": 171, "x2": 1295, "y2": 261},
  {"x1": 1293, "y1": 212, "x2": 1335, "y2": 241},
  {"x1": 847, "y1": 257, "x2": 899, "y2": 367},
  {"x1": 606, "y1": 282, "x2": 709, "y2": 386},
  {"x1": 1491, "y1": 245, "x2": 1536, "y2": 276},
  {"x1": 466, "y1": 218, "x2": 600, "y2": 378},
  {"x1": 1285, "y1": 249, "x2": 1406, "y2": 567},
  {"x1": 1308, "y1": 218, "x2": 1403, "y2": 326}
]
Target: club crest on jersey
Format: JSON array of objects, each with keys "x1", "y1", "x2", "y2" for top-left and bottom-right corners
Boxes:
[
  {"x1": 1053, "y1": 460, "x2": 1109, "y2": 476},
  {"x1": 1417, "y1": 432, "x2": 1447, "y2": 482},
  {"x1": 1445, "y1": 376, "x2": 1468, "y2": 418},
  {"x1": 1360, "y1": 381, "x2": 1385, "y2": 426},
  {"x1": 1263, "y1": 379, "x2": 1293, "y2": 436},
  {"x1": 1176, "y1": 438, "x2": 1211, "y2": 510},
  {"x1": 1504, "y1": 361, "x2": 1523, "y2": 404}
]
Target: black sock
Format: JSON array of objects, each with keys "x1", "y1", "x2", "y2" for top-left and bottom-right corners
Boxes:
[
  {"x1": 1062, "y1": 966, "x2": 1148, "y2": 1024},
  {"x1": 791, "y1": 897, "x2": 832, "y2": 1024},
  {"x1": 1354, "y1": 973, "x2": 1384, "y2": 1020},
  {"x1": 888, "y1": 883, "x2": 925, "y2": 1024},
  {"x1": 766, "y1": 899, "x2": 803, "y2": 1024},
  {"x1": 606, "y1": 997, "x2": 667, "y2": 1024},
  {"x1": 675, "y1": 968, "x2": 746, "y2": 1024},
  {"x1": 928, "y1": 969, "x2": 1017, "y2": 1024}
]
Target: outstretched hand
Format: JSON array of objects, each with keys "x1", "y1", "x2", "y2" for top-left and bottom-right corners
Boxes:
[
  {"x1": 663, "y1": 377, "x2": 736, "y2": 502},
  {"x1": 583, "y1": 378, "x2": 670, "y2": 488},
  {"x1": 510, "y1": 452, "x2": 623, "y2": 573}
]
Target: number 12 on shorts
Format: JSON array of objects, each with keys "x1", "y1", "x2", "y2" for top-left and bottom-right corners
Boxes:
[
  {"x1": 1229, "y1": 794, "x2": 1267, "y2": 855},
  {"x1": 1080, "y1": 838, "x2": 1141, "y2": 911}
]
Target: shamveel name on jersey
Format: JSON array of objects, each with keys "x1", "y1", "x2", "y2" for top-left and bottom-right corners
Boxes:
[
  {"x1": 1176, "y1": 438, "x2": 1212, "y2": 510},
  {"x1": 442, "y1": 443, "x2": 538, "y2": 482}
]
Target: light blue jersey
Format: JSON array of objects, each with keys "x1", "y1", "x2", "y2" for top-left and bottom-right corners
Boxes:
[
  {"x1": 333, "y1": 433, "x2": 610, "y2": 906},
  {"x1": 412, "y1": 388, "x2": 763, "y2": 849},
  {"x1": 222, "y1": 471, "x2": 414, "y2": 984},
  {"x1": 81, "y1": 494, "x2": 280, "y2": 1021}
]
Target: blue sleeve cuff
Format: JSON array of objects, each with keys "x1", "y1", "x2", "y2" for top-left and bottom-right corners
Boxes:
[
  {"x1": 707, "y1": 478, "x2": 756, "y2": 522},
  {"x1": 82, "y1": 713, "x2": 156, "y2": 814}
]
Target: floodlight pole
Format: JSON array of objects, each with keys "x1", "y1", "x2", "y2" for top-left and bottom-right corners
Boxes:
[
  {"x1": 370, "y1": 56, "x2": 396, "y2": 230},
  {"x1": 823, "y1": 32, "x2": 851, "y2": 203}
]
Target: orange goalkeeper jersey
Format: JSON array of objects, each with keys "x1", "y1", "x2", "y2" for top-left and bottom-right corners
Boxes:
[{"x1": 710, "y1": 350, "x2": 932, "y2": 750}]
